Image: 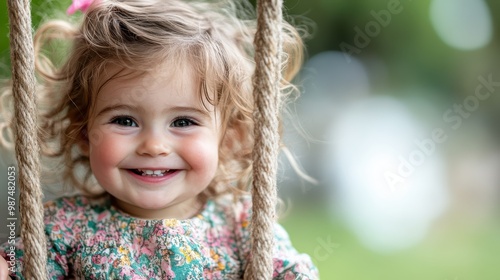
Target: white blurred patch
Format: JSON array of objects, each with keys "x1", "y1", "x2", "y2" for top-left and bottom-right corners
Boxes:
[
  {"x1": 324, "y1": 97, "x2": 449, "y2": 252},
  {"x1": 430, "y1": 0, "x2": 492, "y2": 50},
  {"x1": 295, "y1": 51, "x2": 370, "y2": 142}
]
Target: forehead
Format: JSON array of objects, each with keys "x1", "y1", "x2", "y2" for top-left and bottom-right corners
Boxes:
[
  {"x1": 96, "y1": 61, "x2": 207, "y2": 105},
  {"x1": 102, "y1": 59, "x2": 194, "y2": 87}
]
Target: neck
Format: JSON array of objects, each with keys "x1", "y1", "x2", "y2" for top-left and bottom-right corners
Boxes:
[{"x1": 111, "y1": 196, "x2": 204, "y2": 220}]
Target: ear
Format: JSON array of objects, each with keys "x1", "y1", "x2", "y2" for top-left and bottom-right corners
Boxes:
[{"x1": 78, "y1": 128, "x2": 90, "y2": 156}]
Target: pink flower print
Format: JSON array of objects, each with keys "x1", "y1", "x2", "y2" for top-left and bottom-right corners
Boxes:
[
  {"x1": 119, "y1": 266, "x2": 133, "y2": 277},
  {"x1": 284, "y1": 271, "x2": 296, "y2": 280},
  {"x1": 273, "y1": 259, "x2": 284, "y2": 278},
  {"x1": 94, "y1": 231, "x2": 107, "y2": 242},
  {"x1": 86, "y1": 231, "x2": 105, "y2": 247},
  {"x1": 161, "y1": 261, "x2": 176, "y2": 278},
  {"x1": 139, "y1": 245, "x2": 153, "y2": 256},
  {"x1": 92, "y1": 254, "x2": 103, "y2": 264},
  {"x1": 67, "y1": 0, "x2": 95, "y2": 15},
  {"x1": 97, "y1": 212, "x2": 108, "y2": 221}
]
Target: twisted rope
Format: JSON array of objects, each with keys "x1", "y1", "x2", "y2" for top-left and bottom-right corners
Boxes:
[
  {"x1": 7, "y1": 0, "x2": 47, "y2": 279},
  {"x1": 247, "y1": 0, "x2": 283, "y2": 278}
]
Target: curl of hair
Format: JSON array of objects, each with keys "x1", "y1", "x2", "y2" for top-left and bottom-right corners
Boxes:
[{"x1": 0, "y1": 0, "x2": 305, "y2": 199}]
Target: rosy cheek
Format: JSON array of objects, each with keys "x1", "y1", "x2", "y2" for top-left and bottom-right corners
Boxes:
[
  {"x1": 187, "y1": 137, "x2": 219, "y2": 173},
  {"x1": 89, "y1": 133, "x2": 125, "y2": 169}
]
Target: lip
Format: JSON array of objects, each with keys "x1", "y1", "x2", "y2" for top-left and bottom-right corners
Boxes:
[{"x1": 124, "y1": 169, "x2": 181, "y2": 184}]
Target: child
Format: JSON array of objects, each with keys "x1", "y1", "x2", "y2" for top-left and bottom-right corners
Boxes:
[{"x1": 0, "y1": 0, "x2": 318, "y2": 278}]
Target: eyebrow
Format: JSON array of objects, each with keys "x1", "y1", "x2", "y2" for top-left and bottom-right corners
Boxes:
[
  {"x1": 96, "y1": 104, "x2": 212, "y2": 118},
  {"x1": 96, "y1": 104, "x2": 139, "y2": 117}
]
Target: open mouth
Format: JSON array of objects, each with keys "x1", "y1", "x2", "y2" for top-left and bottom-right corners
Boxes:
[{"x1": 129, "y1": 169, "x2": 176, "y2": 177}]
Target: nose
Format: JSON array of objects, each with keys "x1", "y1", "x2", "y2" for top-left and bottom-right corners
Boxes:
[{"x1": 136, "y1": 130, "x2": 171, "y2": 157}]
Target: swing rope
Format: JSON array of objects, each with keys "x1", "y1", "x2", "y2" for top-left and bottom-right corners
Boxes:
[
  {"x1": 7, "y1": 0, "x2": 48, "y2": 279},
  {"x1": 247, "y1": 0, "x2": 283, "y2": 278},
  {"x1": 7, "y1": 0, "x2": 282, "y2": 278}
]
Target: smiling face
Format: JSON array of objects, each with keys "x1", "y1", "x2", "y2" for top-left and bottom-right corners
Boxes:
[{"x1": 86, "y1": 62, "x2": 220, "y2": 219}]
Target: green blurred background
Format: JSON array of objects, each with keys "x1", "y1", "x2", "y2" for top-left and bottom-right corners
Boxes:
[{"x1": 2, "y1": 0, "x2": 500, "y2": 279}]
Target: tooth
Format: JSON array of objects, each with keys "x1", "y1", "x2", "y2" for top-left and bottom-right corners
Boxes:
[
  {"x1": 153, "y1": 170, "x2": 162, "y2": 175},
  {"x1": 144, "y1": 170, "x2": 153, "y2": 175}
]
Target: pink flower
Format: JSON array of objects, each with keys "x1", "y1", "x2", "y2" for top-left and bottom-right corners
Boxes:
[
  {"x1": 67, "y1": 0, "x2": 95, "y2": 15},
  {"x1": 284, "y1": 271, "x2": 296, "y2": 280},
  {"x1": 92, "y1": 254, "x2": 102, "y2": 264}
]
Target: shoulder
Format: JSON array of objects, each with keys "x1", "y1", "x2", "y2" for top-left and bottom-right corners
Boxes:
[
  {"x1": 201, "y1": 194, "x2": 253, "y2": 247},
  {"x1": 44, "y1": 194, "x2": 109, "y2": 217},
  {"x1": 272, "y1": 223, "x2": 320, "y2": 279},
  {"x1": 43, "y1": 194, "x2": 111, "y2": 233},
  {"x1": 209, "y1": 195, "x2": 319, "y2": 279},
  {"x1": 206, "y1": 194, "x2": 252, "y2": 226}
]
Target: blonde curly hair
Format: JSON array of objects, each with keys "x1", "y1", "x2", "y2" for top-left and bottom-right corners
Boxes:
[{"x1": 1, "y1": 0, "x2": 304, "y2": 198}]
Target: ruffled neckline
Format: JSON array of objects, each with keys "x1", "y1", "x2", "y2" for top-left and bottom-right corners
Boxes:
[{"x1": 98, "y1": 195, "x2": 214, "y2": 231}]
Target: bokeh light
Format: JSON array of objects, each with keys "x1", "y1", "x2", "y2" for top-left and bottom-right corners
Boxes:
[{"x1": 430, "y1": 0, "x2": 493, "y2": 50}]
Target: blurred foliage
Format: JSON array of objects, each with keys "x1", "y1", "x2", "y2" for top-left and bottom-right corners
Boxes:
[
  {"x1": 2, "y1": 0, "x2": 500, "y2": 97},
  {"x1": 281, "y1": 207, "x2": 500, "y2": 279}
]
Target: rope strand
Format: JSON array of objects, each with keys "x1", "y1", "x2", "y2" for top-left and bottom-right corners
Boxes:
[
  {"x1": 247, "y1": 0, "x2": 283, "y2": 278},
  {"x1": 7, "y1": 0, "x2": 47, "y2": 278}
]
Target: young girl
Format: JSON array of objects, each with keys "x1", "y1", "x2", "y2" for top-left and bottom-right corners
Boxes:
[{"x1": 0, "y1": 0, "x2": 318, "y2": 278}]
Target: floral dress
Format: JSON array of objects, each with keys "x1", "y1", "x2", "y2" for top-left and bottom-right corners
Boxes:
[{"x1": 1, "y1": 194, "x2": 319, "y2": 279}]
